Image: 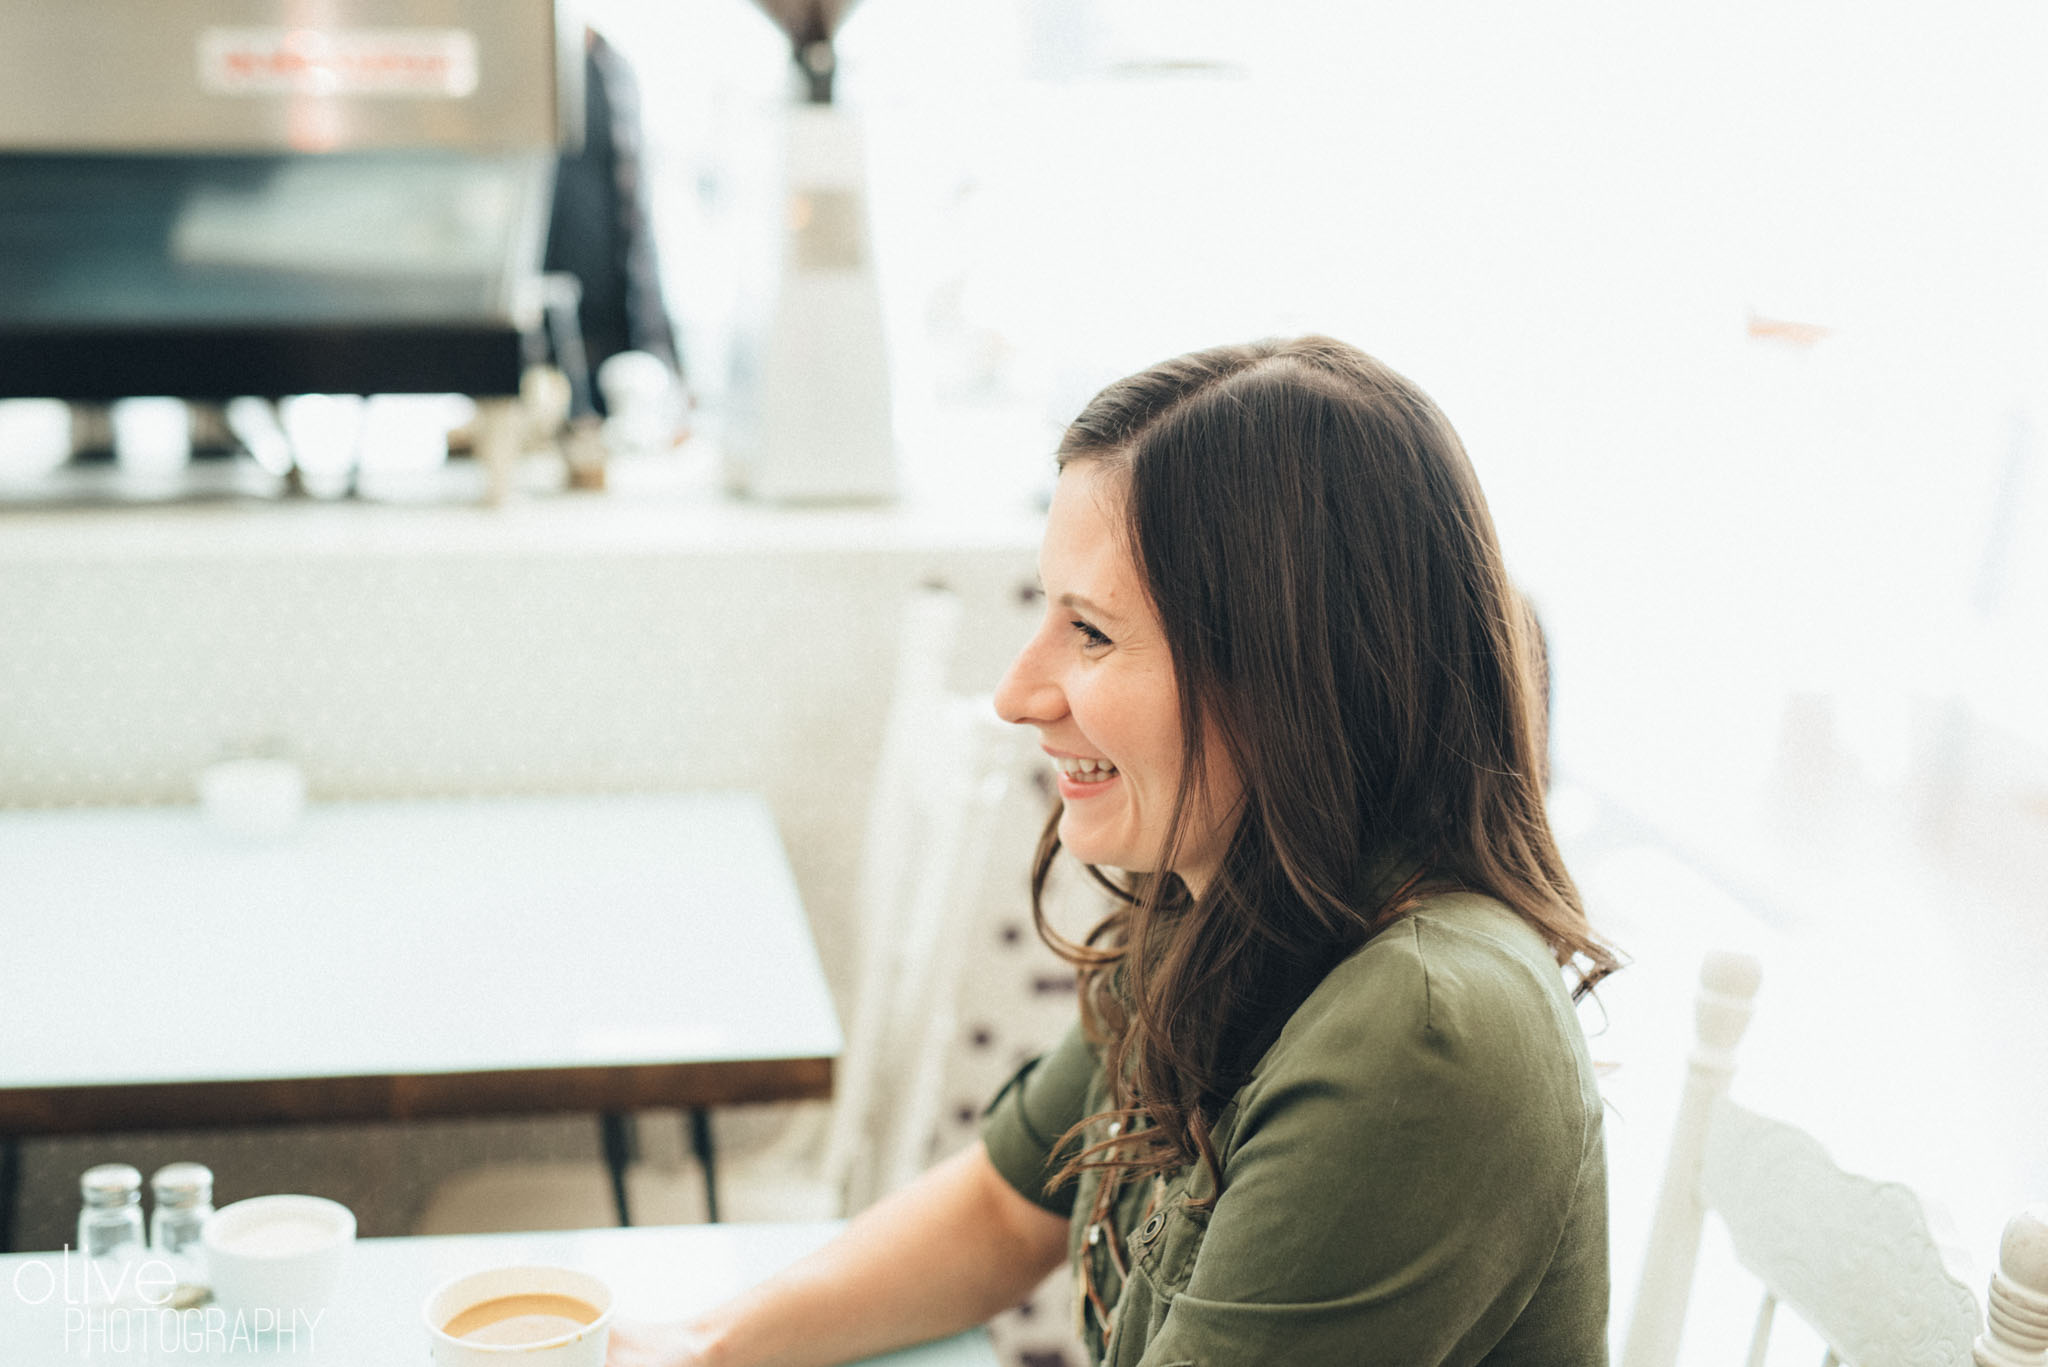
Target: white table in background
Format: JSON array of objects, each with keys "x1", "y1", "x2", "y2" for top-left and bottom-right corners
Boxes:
[
  {"x1": 0, "y1": 792, "x2": 843, "y2": 1245},
  {"x1": 0, "y1": 1221, "x2": 998, "y2": 1365}
]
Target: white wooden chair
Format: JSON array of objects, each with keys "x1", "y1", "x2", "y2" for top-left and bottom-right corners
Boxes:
[
  {"x1": 821, "y1": 587, "x2": 1044, "y2": 1209},
  {"x1": 1621, "y1": 951, "x2": 2048, "y2": 1367},
  {"x1": 810, "y1": 583, "x2": 968, "y2": 1209},
  {"x1": 856, "y1": 696, "x2": 1025, "y2": 1203},
  {"x1": 725, "y1": 584, "x2": 1036, "y2": 1216}
]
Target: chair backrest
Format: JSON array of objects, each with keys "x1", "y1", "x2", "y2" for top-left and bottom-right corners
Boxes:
[
  {"x1": 819, "y1": 585, "x2": 1038, "y2": 1211},
  {"x1": 1621, "y1": 952, "x2": 2048, "y2": 1367},
  {"x1": 867, "y1": 696, "x2": 1030, "y2": 1200}
]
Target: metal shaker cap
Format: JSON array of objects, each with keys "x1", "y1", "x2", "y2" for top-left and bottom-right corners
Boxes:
[
  {"x1": 80, "y1": 1163, "x2": 143, "y2": 1207},
  {"x1": 150, "y1": 1162, "x2": 214, "y2": 1206}
]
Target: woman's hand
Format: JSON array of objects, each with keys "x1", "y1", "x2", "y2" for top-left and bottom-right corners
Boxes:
[
  {"x1": 593, "y1": 1143, "x2": 1063, "y2": 1367},
  {"x1": 604, "y1": 1318, "x2": 715, "y2": 1367}
]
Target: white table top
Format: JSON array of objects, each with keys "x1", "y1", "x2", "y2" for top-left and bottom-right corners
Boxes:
[
  {"x1": 0, "y1": 1221, "x2": 998, "y2": 1365},
  {"x1": 0, "y1": 792, "x2": 841, "y2": 1099}
]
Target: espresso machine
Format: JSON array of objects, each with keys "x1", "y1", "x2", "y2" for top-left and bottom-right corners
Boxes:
[{"x1": 0, "y1": 0, "x2": 580, "y2": 503}]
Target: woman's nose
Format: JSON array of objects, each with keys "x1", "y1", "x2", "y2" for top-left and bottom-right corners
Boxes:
[{"x1": 993, "y1": 635, "x2": 1062, "y2": 728}]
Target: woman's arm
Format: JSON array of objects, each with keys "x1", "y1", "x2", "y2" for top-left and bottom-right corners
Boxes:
[{"x1": 606, "y1": 1140, "x2": 1070, "y2": 1367}]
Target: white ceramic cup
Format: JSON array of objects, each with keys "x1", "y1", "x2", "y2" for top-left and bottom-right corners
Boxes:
[
  {"x1": 110, "y1": 396, "x2": 192, "y2": 472},
  {"x1": 202, "y1": 1195, "x2": 356, "y2": 1316},
  {"x1": 424, "y1": 1265, "x2": 614, "y2": 1366}
]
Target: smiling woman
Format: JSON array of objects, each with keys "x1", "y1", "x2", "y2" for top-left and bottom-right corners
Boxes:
[
  {"x1": 973, "y1": 337, "x2": 1620, "y2": 1366},
  {"x1": 607, "y1": 338, "x2": 1620, "y2": 1367}
]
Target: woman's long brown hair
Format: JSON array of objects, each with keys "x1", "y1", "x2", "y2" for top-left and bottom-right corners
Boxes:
[{"x1": 1032, "y1": 336, "x2": 1620, "y2": 1210}]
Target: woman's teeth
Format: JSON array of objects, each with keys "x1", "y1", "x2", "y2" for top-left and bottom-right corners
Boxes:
[{"x1": 1056, "y1": 756, "x2": 1118, "y2": 780}]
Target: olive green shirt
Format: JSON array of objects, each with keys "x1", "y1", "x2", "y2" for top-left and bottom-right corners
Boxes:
[{"x1": 978, "y1": 893, "x2": 1608, "y2": 1366}]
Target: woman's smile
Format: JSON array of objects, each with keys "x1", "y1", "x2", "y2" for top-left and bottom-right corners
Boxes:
[{"x1": 1048, "y1": 749, "x2": 1121, "y2": 799}]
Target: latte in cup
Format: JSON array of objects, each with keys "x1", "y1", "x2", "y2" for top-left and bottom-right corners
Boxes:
[
  {"x1": 424, "y1": 1264, "x2": 613, "y2": 1366},
  {"x1": 444, "y1": 1293, "x2": 604, "y2": 1345}
]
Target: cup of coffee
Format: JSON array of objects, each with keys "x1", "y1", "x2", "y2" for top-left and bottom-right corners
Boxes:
[
  {"x1": 202, "y1": 1195, "x2": 356, "y2": 1316},
  {"x1": 424, "y1": 1265, "x2": 613, "y2": 1365}
]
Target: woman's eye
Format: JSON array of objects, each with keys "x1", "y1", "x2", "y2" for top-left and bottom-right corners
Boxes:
[{"x1": 1071, "y1": 619, "x2": 1113, "y2": 650}]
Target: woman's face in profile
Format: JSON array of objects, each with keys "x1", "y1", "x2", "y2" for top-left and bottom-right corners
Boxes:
[{"x1": 995, "y1": 461, "x2": 1241, "y2": 891}]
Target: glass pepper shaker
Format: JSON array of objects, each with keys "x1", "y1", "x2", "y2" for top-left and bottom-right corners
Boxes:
[
  {"x1": 77, "y1": 1164, "x2": 146, "y2": 1305},
  {"x1": 149, "y1": 1162, "x2": 214, "y2": 1297}
]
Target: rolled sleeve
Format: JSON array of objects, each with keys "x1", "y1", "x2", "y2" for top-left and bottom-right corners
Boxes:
[{"x1": 978, "y1": 1017, "x2": 1100, "y2": 1219}]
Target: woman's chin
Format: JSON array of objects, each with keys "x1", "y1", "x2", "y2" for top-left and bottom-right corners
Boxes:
[
  {"x1": 1057, "y1": 831, "x2": 1143, "y2": 877},
  {"x1": 1057, "y1": 824, "x2": 1118, "y2": 872}
]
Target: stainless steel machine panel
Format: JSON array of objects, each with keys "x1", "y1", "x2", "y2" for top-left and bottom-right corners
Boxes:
[{"x1": 0, "y1": 0, "x2": 574, "y2": 154}]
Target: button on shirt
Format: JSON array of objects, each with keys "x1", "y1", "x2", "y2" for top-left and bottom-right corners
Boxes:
[{"x1": 978, "y1": 892, "x2": 1610, "y2": 1366}]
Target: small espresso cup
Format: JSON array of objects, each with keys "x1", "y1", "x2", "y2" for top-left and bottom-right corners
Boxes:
[
  {"x1": 424, "y1": 1265, "x2": 615, "y2": 1366},
  {"x1": 202, "y1": 1195, "x2": 356, "y2": 1316}
]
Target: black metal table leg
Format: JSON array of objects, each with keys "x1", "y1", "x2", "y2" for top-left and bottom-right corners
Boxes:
[
  {"x1": 0, "y1": 1136, "x2": 21, "y2": 1254},
  {"x1": 599, "y1": 1112, "x2": 634, "y2": 1227},
  {"x1": 689, "y1": 1107, "x2": 719, "y2": 1224}
]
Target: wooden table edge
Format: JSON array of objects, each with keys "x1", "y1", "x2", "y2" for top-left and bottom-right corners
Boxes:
[{"x1": 0, "y1": 1056, "x2": 834, "y2": 1136}]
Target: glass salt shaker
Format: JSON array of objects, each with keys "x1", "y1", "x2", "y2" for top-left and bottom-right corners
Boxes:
[
  {"x1": 77, "y1": 1164, "x2": 147, "y2": 1304},
  {"x1": 149, "y1": 1162, "x2": 214, "y2": 1296}
]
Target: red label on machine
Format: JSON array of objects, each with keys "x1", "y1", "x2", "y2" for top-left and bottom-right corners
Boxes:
[{"x1": 198, "y1": 27, "x2": 479, "y2": 98}]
